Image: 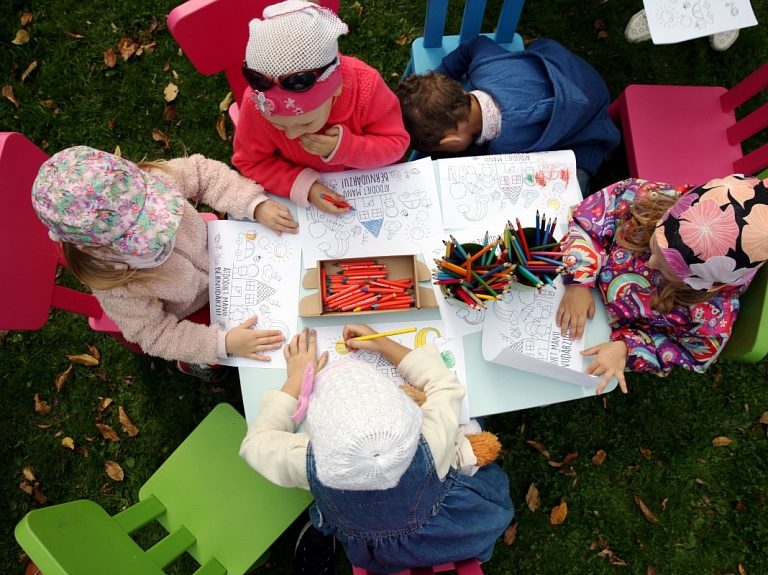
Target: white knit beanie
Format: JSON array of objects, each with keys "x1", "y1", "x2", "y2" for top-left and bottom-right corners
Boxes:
[
  {"x1": 306, "y1": 360, "x2": 424, "y2": 491},
  {"x1": 245, "y1": 1, "x2": 348, "y2": 76}
]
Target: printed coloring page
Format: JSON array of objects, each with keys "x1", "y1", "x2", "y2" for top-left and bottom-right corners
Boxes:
[{"x1": 644, "y1": 0, "x2": 757, "y2": 44}]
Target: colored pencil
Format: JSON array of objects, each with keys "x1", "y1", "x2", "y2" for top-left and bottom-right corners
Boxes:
[{"x1": 320, "y1": 193, "x2": 354, "y2": 211}]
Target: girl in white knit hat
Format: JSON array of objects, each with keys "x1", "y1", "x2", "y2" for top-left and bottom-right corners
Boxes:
[
  {"x1": 240, "y1": 326, "x2": 514, "y2": 573},
  {"x1": 233, "y1": 1, "x2": 410, "y2": 216}
]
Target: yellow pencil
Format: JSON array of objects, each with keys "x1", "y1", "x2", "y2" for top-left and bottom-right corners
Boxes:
[{"x1": 336, "y1": 327, "x2": 417, "y2": 344}]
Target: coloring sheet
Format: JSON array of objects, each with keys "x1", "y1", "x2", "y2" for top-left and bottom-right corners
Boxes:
[
  {"x1": 482, "y1": 278, "x2": 600, "y2": 387},
  {"x1": 298, "y1": 158, "x2": 444, "y2": 268},
  {"x1": 644, "y1": 0, "x2": 757, "y2": 44},
  {"x1": 208, "y1": 219, "x2": 302, "y2": 369},
  {"x1": 437, "y1": 151, "x2": 581, "y2": 231},
  {"x1": 313, "y1": 320, "x2": 470, "y2": 424}
]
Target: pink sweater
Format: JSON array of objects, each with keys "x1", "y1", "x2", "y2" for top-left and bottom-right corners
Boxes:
[
  {"x1": 93, "y1": 155, "x2": 269, "y2": 364},
  {"x1": 232, "y1": 55, "x2": 410, "y2": 206}
]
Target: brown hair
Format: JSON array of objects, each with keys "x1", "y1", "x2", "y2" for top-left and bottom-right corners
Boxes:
[
  {"x1": 615, "y1": 189, "x2": 717, "y2": 313},
  {"x1": 395, "y1": 72, "x2": 471, "y2": 150}
]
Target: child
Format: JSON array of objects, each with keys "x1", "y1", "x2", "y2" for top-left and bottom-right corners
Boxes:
[
  {"x1": 240, "y1": 326, "x2": 513, "y2": 574},
  {"x1": 31, "y1": 146, "x2": 293, "y2": 381},
  {"x1": 556, "y1": 175, "x2": 768, "y2": 394},
  {"x1": 232, "y1": 1, "x2": 410, "y2": 215},
  {"x1": 395, "y1": 36, "x2": 621, "y2": 196}
]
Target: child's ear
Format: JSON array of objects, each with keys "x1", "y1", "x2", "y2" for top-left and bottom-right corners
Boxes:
[{"x1": 438, "y1": 133, "x2": 464, "y2": 146}]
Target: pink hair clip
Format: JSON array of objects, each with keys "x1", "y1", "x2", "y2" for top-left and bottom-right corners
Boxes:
[{"x1": 291, "y1": 363, "x2": 315, "y2": 422}]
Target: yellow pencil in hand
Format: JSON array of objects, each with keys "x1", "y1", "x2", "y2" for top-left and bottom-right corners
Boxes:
[{"x1": 336, "y1": 327, "x2": 417, "y2": 344}]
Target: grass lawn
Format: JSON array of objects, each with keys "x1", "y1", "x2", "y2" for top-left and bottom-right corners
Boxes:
[{"x1": 2, "y1": 0, "x2": 768, "y2": 574}]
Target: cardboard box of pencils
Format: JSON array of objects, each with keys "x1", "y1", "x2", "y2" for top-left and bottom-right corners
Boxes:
[{"x1": 299, "y1": 255, "x2": 438, "y2": 317}]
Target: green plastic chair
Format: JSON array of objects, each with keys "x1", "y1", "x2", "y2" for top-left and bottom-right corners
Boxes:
[{"x1": 15, "y1": 403, "x2": 313, "y2": 575}]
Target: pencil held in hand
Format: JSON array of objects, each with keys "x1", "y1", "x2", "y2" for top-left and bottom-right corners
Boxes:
[{"x1": 336, "y1": 327, "x2": 417, "y2": 344}]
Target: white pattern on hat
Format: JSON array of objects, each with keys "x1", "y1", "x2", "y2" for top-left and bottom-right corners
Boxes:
[{"x1": 306, "y1": 359, "x2": 423, "y2": 491}]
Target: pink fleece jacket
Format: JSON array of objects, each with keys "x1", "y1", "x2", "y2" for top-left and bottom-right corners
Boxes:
[
  {"x1": 232, "y1": 55, "x2": 410, "y2": 207},
  {"x1": 92, "y1": 155, "x2": 269, "y2": 364}
]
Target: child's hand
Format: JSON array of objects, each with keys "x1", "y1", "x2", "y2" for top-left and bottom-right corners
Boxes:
[
  {"x1": 299, "y1": 126, "x2": 340, "y2": 158},
  {"x1": 283, "y1": 327, "x2": 328, "y2": 399},
  {"x1": 308, "y1": 182, "x2": 349, "y2": 215},
  {"x1": 556, "y1": 285, "x2": 595, "y2": 340},
  {"x1": 342, "y1": 323, "x2": 382, "y2": 352},
  {"x1": 582, "y1": 340, "x2": 628, "y2": 395},
  {"x1": 225, "y1": 315, "x2": 285, "y2": 360},
  {"x1": 253, "y1": 200, "x2": 299, "y2": 236}
]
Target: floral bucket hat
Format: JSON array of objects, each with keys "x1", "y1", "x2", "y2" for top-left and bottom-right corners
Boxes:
[
  {"x1": 31, "y1": 146, "x2": 184, "y2": 256},
  {"x1": 654, "y1": 175, "x2": 768, "y2": 290}
]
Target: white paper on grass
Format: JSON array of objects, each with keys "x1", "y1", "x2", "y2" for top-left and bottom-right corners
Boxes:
[
  {"x1": 207, "y1": 219, "x2": 302, "y2": 369},
  {"x1": 298, "y1": 158, "x2": 444, "y2": 268},
  {"x1": 482, "y1": 279, "x2": 600, "y2": 387},
  {"x1": 313, "y1": 320, "x2": 470, "y2": 424},
  {"x1": 643, "y1": 0, "x2": 756, "y2": 44},
  {"x1": 436, "y1": 150, "x2": 581, "y2": 231}
]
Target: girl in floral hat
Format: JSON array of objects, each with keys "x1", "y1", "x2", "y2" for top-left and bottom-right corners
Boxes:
[
  {"x1": 233, "y1": 1, "x2": 410, "y2": 215},
  {"x1": 556, "y1": 175, "x2": 768, "y2": 394},
  {"x1": 32, "y1": 146, "x2": 294, "y2": 381}
]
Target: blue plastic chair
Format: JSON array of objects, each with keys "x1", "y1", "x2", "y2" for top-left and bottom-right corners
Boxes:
[{"x1": 403, "y1": 0, "x2": 526, "y2": 79}]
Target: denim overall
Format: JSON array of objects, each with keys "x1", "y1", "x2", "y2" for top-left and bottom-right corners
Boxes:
[{"x1": 307, "y1": 437, "x2": 514, "y2": 574}]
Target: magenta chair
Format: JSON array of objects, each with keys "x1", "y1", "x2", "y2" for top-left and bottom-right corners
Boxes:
[
  {"x1": 167, "y1": 0, "x2": 340, "y2": 128},
  {"x1": 0, "y1": 132, "x2": 215, "y2": 354},
  {"x1": 608, "y1": 63, "x2": 768, "y2": 187},
  {"x1": 352, "y1": 558, "x2": 484, "y2": 575}
]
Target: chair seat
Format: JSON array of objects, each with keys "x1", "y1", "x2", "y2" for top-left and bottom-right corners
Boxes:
[
  {"x1": 410, "y1": 32, "x2": 525, "y2": 79},
  {"x1": 612, "y1": 84, "x2": 742, "y2": 186},
  {"x1": 15, "y1": 500, "x2": 166, "y2": 575}
]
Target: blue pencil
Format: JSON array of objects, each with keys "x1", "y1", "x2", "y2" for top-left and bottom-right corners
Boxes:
[
  {"x1": 532, "y1": 255, "x2": 565, "y2": 266},
  {"x1": 535, "y1": 210, "x2": 541, "y2": 246},
  {"x1": 450, "y1": 235, "x2": 468, "y2": 261}
]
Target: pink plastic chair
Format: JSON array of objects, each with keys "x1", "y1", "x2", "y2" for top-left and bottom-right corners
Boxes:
[
  {"x1": 0, "y1": 132, "x2": 215, "y2": 355},
  {"x1": 608, "y1": 63, "x2": 768, "y2": 187},
  {"x1": 352, "y1": 558, "x2": 484, "y2": 575},
  {"x1": 167, "y1": 0, "x2": 340, "y2": 128}
]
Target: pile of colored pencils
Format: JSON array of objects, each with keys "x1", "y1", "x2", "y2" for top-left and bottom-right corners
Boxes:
[
  {"x1": 501, "y1": 211, "x2": 567, "y2": 289},
  {"x1": 432, "y1": 235, "x2": 516, "y2": 309},
  {"x1": 321, "y1": 260, "x2": 415, "y2": 312}
]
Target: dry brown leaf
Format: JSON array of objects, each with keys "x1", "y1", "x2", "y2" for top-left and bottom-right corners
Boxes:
[
  {"x1": 20, "y1": 481, "x2": 47, "y2": 504},
  {"x1": 550, "y1": 500, "x2": 568, "y2": 525},
  {"x1": 502, "y1": 522, "x2": 518, "y2": 545},
  {"x1": 21, "y1": 61, "x2": 37, "y2": 83},
  {"x1": 355, "y1": 4, "x2": 363, "y2": 16},
  {"x1": 100, "y1": 483, "x2": 114, "y2": 494},
  {"x1": 65, "y1": 31, "x2": 85, "y2": 39},
  {"x1": 661, "y1": 497, "x2": 669, "y2": 511},
  {"x1": 98, "y1": 397, "x2": 113, "y2": 412},
  {"x1": 37, "y1": 423, "x2": 52, "y2": 429},
  {"x1": 22, "y1": 466, "x2": 36, "y2": 482},
  {"x1": 597, "y1": 31, "x2": 610, "y2": 39},
  {"x1": 152, "y1": 128, "x2": 170, "y2": 148},
  {"x1": 594, "y1": 19, "x2": 606, "y2": 30},
  {"x1": 163, "y1": 104, "x2": 178, "y2": 121},
  {"x1": 114, "y1": 145, "x2": 122, "y2": 157},
  {"x1": 395, "y1": 34, "x2": 408, "y2": 46},
  {"x1": 105, "y1": 461, "x2": 125, "y2": 481},
  {"x1": 118, "y1": 38, "x2": 137, "y2": 60},
  {"x1": 712, "y1": 436, "x2": 732, "y2": 446},
  {"x1": 219, "y1": 91, "x2": 234, "y2": 111},
  {"x1": 591, "y1": 449, "x2": 606, "y2": 465},
  {"x1": 61, "y1": 437, "x2": 75, "y2": 449},
  {"x1": 67, "y1": 353, "x2": 99, "y2": 366},
  {"x1": 95, "y1": 423, "x2": 121, "y2": 442},
  {"x1": 118, "y1": 406, "x2": 139, "y2": 437},
  {"x1": 3, "y1": 85, "x2": 19, "y2": 107},
  {"x1": 739, "y1": 563, "x2": 747, "y2": 575},
  {"x1": 136, "y1": 41, "x2": 157, "y2": 57},
  {"x1": 164, "y1": 82, "x2": 179, "y2": 102},
  {"x1": 12, "y1": 30, "x2": 30, "y2": 45},
  {"x1": 526, "y1": 440, "x2": 550, "y2": 459},
  {"x1": 647, "y1": 566, "x2": 656, "y2": 575},
  {"x1": 40, "y1": 99, "x2": 59, "y2": 112},
  {"x1": 563, "y1": 452, "x2": 578, "y2": 465},
  {"x1": 55, "y1": 364, "x2": 73, "y2": 392},
  {"x1": 104, "y1": 49, "x2": 117, "y2": 68},
  {"x1": 34, "y1": 393, "x2": 51, "y2": 416},
  {"x1": 609, "y1": 555, "x2": 627, "y2": 566},
  {"x1": 21, "y1": 13, "x2": 33, "y2": 25},
  {"x1": 759, "y1": 411, "x2": 768, "y2": 425},
  {"x1": 216, "y1": 114, "x2": 227, "y2": 141},
  {"x1": 526, "y1": 483, "x2": 540, "y2": 512},
  {"x1": 85, "y1": 343, "x2": 100, "y2": 360},
  {"x1": 164, "y1": 59, "x2": 171, "y2": 72},
  {"x1": 547, "y1": 460, "x2": 564, "y2": 468},
  {"x1": 640, "y1": 447, "x2": 652, "y2": 459},
  {"x1": 634, "y1": 496, "x2": 659, "y2": 523},
  {"x1": 74, "y1": 444, "x2": 89, "y2": 457},
  {"x1": 149, "y1": 16, "x2": 158, "y2": 33}
]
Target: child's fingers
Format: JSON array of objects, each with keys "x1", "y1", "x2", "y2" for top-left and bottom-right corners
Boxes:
[
  {"x1": 244, "y1": 352, "x2": 273, "y2": 362},
  {"x1": 239, "y1": 314, "x2": 260, "y2": 329},
  {"x1": 317, "y1": 350, "x2": 329, "y2": 371}
]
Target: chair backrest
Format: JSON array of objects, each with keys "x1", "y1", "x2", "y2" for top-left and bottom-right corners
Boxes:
[
  {"x1": 722, "y1": 62, "x2": 768, "y2": 176},
  {"x1": 16, "y1": 403, "x2": 314, "y2": 575},
  {"x1": 720, "y1": 262, "x2": 768, "y2": 362},
  {"x1": 352, "y1": 558, "x2": 484, "y2": 575}
]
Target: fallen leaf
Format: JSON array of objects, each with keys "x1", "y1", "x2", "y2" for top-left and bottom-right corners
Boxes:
[
  {"x1": 739, "y1": 563, "x2": 747, "y2": 575},
  {"x1": 759, "y1": 411, "x2": 768, "y2": 425},
  {"x1": 61, "y1": 437, "x2": 75, "y2": 449},
  {"x1": 591, "y1": 449, "x2": 606, "y2": 465},
  {"x1": 219, "y1": 91, "x2": 234, "y2": 111},
  {"x1": 86, "y1": 343, "x2": 100, "y2": 360},
  {"x1": 164, "y1": 82, "x2": 179, "y2": 102},
  {"x1": 640, "y1": 447, "x2": 652, "y2": 459},
  {"x1": 98, "y1": 397, "x2": 113, "y2": 413},
  {"x1": 712, "y1": 436, "x2": 732, "y2": 446},
  {"x1": 34, "y1": 393, "x2": 51, "y2": 416},
  {"x1": 609, "y1": 555, "x2": 628, "y2": 566},
  {"x1": 108, "y1": 116, "x2": 116, "y2": 130},
  {"x1": 563, "y1": 452, "x2": 578, "y2": 465},
  {"x1": 2, "y1": 85, "x2": 19, "y2": 107},
  {"x1": 22, "y1": 466, "x2": 36, "y2": 482},
  {"x1": 164, "y1": 60, "x2": 171, "y2": 72},
  {"x1": 21, "y1": 61, "x2": 37, "y2": 83},
  {"x1": 19, "y1": 481, "x2": 47, "y2": 504},
  {"x1": 149, "y1": 16, "x2": 158, "y2": 33},
  {"x1": 95, "y1": 423, "x2": 120, "y2": 442},
  {"x1": 37, "y1": 423, "x2": 52, "y2": 429},
  {"x1": 55, "y1": 364, "x2": 73, "y2": 392},
  {"x1": 550, "y1": 500, "x2": 567, "y2": 525},
  {"x1": 172, "y1": 69, "x2": 179, "y2": 80},
  {"x1": 100, "y1": 483, "x2": 114, "y2": 494},
  {"x1": 395, "y1": 34, "x2": 408, "y2": 46},
  {"x1": 163, "y1": 104, "x2": 178, "y2": 121},
  {"x1": 74, "y1": 444, "x2": 89, "y2": 457},
  {"x1": 594, "y1": 19, "x2": 606, "y2": 30},
  {"x1": 104, "y1": 48, "x2": 117, "y2": 68},
  {"x1": 547, "y1": 460, "x2": 564, "y2": 468},
  {"x1": 526, "y1": 440, "x2": 550, "y2": 459},
  {"x1": 136, "y1": 41, "x2": 157, "y2": 56},
  {"x1": 216, "y1": 114, "x2": 227, "y2": 140},
  {"x1": 40, "y1": 99, "x2": 59, "y2": 112},
  {"x1": 152, "y1": 128, "x2": 170, "y2": 148},
  {"x1": 118, "y1": 406, "x2": 139, "y2": 437},
  {"x1": 65, "y1": 31, "x2": 85, "y2": 39},
  {"x1": 114, "y1": 145, "x2": 122, "y2": 157},
  {"x1": 21, "y1": 13, "x2": 33, "y2": 25},
  {"x1": 661, "y1": 497, "x2": 669, "y2": 511},
  {"x1": 634, "y1": 496, "x2": 659, "y2": 523},
  {"x1": 12, "y1": 30, "x2": 30, "y2": 45},
  {"x1": 118, "y1": 38, "x2": 137, "y2": 60},
  {"x1": 695, "y1": 478, "x2": 706, "y2": 485},
  {"x1": 648, "y1": 567, "x2": 656, "y2": 575},
  {"x1": 105, "y1": 461, "x2": 125, "y2": 481},
  {"x1": 526, "y1": 483, "x2": 540, "y2": 512},
  {"x1": 67, "y1": 353, "x2": 99, "y2": 366},
  {"x1": 503, "y1": 522, "x2": 518, "y2": 545}
]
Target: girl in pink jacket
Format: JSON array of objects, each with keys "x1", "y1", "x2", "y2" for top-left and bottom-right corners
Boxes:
[{"x1": 31, "y1": 146, "x2": 292, "y2": 381}]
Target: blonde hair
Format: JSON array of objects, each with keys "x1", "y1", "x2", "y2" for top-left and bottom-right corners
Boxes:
[{"x1": 614, "y1": 189, "x2": 717, "y2": 313}]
